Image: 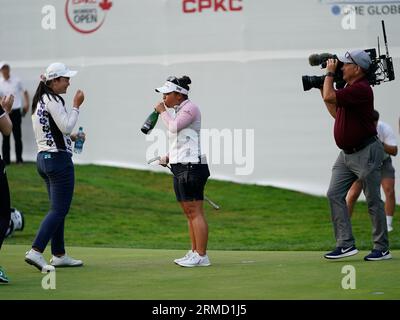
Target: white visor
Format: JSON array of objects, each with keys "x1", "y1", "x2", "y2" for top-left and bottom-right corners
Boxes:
[{"x1": 155, "y1": 81, "x2": 189, "y2": 95}]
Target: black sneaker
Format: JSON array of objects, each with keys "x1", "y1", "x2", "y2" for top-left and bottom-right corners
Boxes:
[
  {"x1": 324, "y1": 246, "x2": 358, "y2": 259},
  {"x1": 364, "y1": 249, "x2": 392, "y2": 261}
]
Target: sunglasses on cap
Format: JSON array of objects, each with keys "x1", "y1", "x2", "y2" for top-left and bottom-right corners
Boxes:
[{"x1": 345, "y1": 51, "x2": 357, "y2": 65}]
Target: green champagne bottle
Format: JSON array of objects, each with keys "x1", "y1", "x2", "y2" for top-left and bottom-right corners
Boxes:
[{"x1": 141, "y1": 110, "x2": 159, "y2": 134}]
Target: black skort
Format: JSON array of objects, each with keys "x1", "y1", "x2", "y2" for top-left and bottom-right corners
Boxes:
[{"x1": 171, "y1": 163, "x2": 210, "y2": 202}]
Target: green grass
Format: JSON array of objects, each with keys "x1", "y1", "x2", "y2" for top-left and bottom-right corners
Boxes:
[
  {"x1": 5, "y1": 163, "x2": 399, "y2": 251},
  {"x1": 2, "y1": 163, "x2": 400, "y2": 300},
  {"x1": 1, "y1": 245, "x2": 399, "y2": 299}
]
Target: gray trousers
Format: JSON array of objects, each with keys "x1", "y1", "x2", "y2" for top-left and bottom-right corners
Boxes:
[{"x1": 327, "y1": 140, "x2": 389, "y2": 251}]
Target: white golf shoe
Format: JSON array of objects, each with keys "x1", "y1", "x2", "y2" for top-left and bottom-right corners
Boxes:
[
  {"x1": 50, "y1": 255, "x2": 83, "y2": 267},
  {"x1": 176, "y1": 252, "x2": 211, "y2": 267},
  {"x1": 173, "y1": 250, "x2": 196, "y2": 264},
  {"x1": 25, "y1": 249, "x2": 55, "y2": 272}
]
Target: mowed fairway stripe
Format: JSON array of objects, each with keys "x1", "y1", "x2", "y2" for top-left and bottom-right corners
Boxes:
[{"x1": 0, "y1": 245, "x2": 399, "y2": 299}]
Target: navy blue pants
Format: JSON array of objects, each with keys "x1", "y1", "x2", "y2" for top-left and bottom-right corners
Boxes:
[{"x1": 32, "y1": 151, "x2": 74, "y2": 255}]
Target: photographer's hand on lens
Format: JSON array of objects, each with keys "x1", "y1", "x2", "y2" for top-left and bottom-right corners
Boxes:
[{"x1": 326, "y1": 59, "x2": 338, "y2": 74}]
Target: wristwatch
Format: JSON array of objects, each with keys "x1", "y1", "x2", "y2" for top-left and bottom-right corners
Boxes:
[{"x1": 326, "y1": 72, "x2": 335, "y2": 77}]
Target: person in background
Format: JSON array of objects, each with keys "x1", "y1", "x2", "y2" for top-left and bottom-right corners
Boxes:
[
  {"x1": 347, "y1": 109, "x2": 397, "y2": 232},
  {"x1": 0, "y1": 62, "x2": 29, "y2": 165},
  {"x1": 0, "y1": 94, "x2": 14, "y2": 283},
  {"x1": 25, "y1": 63, "x2": 85, "y2": 272}
]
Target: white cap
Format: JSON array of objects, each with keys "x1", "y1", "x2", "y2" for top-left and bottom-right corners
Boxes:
[
  {"x1": 44, "y1": 62, "x2": 77, "y2": 81},
  {"x1": 155, "y1": 81, "x2": 189, "y2": 95},
  {"x1": 0, "y1": 61, "x2": 9, "y2": 69}
]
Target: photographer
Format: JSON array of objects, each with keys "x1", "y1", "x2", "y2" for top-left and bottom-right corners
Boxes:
[{"x1": 321, "y1": 49, "x2": 391, "y2": 261}]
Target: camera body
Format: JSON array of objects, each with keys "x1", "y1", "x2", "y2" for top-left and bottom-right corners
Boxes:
[
  {"x1": 302, "y1": 21, "x2": 395, "y2": 92},
  {"x1": 302, "y1": 48, "x2": 395, "y2": 91},
  {"x1": 302, "y1": 53, "x2": 345, "y2": 91}
]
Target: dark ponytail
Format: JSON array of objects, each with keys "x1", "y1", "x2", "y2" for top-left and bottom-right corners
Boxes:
[
  {"x1": 31, "y1": 80, "x2": 65, "y2": 114},
  {"x1": 177, "y1": 75, "x2": 191, "y2": 99},
  {"x1": 178, "y1": 76, "x2": 191, "y2": 91}
]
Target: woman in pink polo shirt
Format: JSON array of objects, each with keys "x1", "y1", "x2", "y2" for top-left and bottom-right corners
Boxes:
[{"x1": 154, "y1": 75, "x2": 211, "y2": 268}]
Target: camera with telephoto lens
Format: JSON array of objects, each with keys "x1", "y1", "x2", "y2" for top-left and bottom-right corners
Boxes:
[
  {"x1": 302, "y1": 53, "x2": 345, "y2": 91},
  {"x1": 302, "y1": 20, "x2": 395, "y2": 91}
]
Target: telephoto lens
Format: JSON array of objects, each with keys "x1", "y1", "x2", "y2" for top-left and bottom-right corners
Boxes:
[{"x1": 302, "y1": 75, "x2": 325, "y2": 91}]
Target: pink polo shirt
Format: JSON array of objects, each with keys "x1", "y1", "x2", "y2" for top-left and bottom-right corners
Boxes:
[{"x1": 160, "y1": 99, "x2": 201, "y2": 164}]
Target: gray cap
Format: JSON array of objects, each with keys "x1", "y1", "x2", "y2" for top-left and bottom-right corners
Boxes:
[{"x1": 338, "y1": 49, "x2": 372, "y2": 70}]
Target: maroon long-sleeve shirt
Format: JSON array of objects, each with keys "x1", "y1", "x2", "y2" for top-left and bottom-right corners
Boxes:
[{"x1": 334, "y1": 78, "x2": 377, "y2": 150}]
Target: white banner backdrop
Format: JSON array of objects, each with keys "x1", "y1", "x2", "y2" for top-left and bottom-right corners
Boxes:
[{"x1": 1, "y1": 0, "x2": 399, "y2": 201}]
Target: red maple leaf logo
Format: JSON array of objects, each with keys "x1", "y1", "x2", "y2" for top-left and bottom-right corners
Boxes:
[{"x1": 99, "y1": 0, "x2": 112, "y2": 11}]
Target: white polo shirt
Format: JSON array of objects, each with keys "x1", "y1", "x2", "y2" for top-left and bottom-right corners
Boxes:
[
  {"x1": 32, "y1": 94, "x2": 79, "y2": 154},
  {"x1": 0, "y1": 75, "x2": 25, "y2": 110},
  {"x1": 377, "y1": 121, "x2": 397, "y2": 160}
]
